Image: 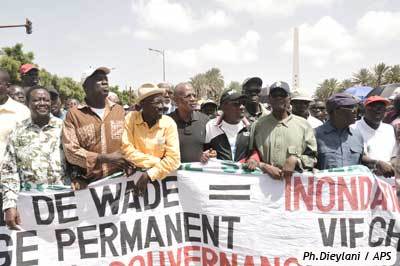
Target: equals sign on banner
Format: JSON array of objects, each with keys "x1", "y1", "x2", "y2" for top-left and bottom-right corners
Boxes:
[{"x1": 209, "y1": 185, "x2": 251, "y2": 200}]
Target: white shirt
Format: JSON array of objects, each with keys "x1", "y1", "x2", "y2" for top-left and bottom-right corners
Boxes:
[
  {"x1": 307, "y1": 115, "x2": 323, "y2": 128},
  {"x1": 0, "y1": 97, "x2": 30, "y2": 165},
  {"x1": 90, "y1": 107, "x2": 105, "y2": 120},
  {"x1": 220, "y1": 120, "x2": 244, "y2": 160},
  {"x1": 351, "y1": 118, "x2": 396, "y2": 162}
]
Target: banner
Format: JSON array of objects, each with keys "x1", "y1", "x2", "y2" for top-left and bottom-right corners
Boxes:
[{"x1": 0, "y1": 161, "x2": 399, "y2": 266}]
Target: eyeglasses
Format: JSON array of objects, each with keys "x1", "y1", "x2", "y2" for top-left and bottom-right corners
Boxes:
[{"x1": 338, "y1": 106, "x2": 357, "y2": 112}]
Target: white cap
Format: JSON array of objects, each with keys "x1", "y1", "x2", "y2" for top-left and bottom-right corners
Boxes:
[
  {"x1": 291, "y1": 90, "x2": 313, "y2": 102},
  {"x1": 81, "y1": 66, "x2": 111, "y2": 84}
]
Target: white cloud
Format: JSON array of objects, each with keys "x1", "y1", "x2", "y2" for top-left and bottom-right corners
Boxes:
[
  {"x1": 132, "y1": 0, "x2": 232, "y2": 34},
  {"x1": 215, "y1": 0, "x2": 334, "y2": 16},
  {"x1": 356, "y1": 11, "x2": 400, "y2": 42},
  {"x1": 133, "y1": 29, "x2": 158, "y2": 40},
  {"x1": 281, "y1": 16, "x2": 362, "y2": 67},
  {"x1": 168, "y1": 30, "x2": 260, "y2": 68}
]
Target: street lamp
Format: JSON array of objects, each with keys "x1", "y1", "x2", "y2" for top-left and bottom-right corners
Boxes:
[
  {"x1": 0, "y1": 18, "x2": 33, "y2": 34},
  {"x1": 148, "y1": 48, "x2": 165, "y2": 81}
]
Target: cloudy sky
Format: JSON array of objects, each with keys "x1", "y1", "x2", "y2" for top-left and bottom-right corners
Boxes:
[{"x1": 1, "y1": 0, "x2": 400, "y2": 93}]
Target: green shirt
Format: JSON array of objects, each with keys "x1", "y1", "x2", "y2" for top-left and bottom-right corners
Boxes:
[{"x1": 250, "y1": 113, "x2": 317, "y2": 170}]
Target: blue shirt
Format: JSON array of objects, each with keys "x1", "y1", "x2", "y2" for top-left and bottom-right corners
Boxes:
[{"x1": 315, "y1": 121, "x2": 364, "y2": 170}]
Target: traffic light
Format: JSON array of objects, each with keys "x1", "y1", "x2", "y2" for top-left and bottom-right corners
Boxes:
[{"x1": 25, "y1": 18, "x2": 32, "y2": 34}]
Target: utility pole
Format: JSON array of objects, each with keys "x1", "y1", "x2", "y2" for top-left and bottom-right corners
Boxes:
[
  {"x1": 292, "y1": 27, "x2": 299, "y2": 91},
  {"x1": 148, "y1": 48, "x2": 165, "y2": 81},
  {"x1": 0, "y1": 18, "x2": 33, "y2": 34}
]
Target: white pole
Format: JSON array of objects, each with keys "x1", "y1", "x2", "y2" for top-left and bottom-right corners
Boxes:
[{"x1": 292, "y1": 27, "x2": 300, "y2": 91}]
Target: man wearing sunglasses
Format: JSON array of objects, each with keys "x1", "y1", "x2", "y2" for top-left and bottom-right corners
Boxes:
[
  {"x1": 351, "y1": 96, "x2": 395, "y2": 177},
  {"x1": 247, "y1": 81, "x2": 317, "y2": 180},
  {"x1": 169, "y1": 82, "x2": 209, "y2": 163},
  {"x1": 242, "y1": 77, "x2": 269, "y2": 124},
  {"x1": 315, "y1": 93, "x2": 383, "y2": 172},
  {"x1": 202, "y1": 89, "x2": 252, "y2": 163}
]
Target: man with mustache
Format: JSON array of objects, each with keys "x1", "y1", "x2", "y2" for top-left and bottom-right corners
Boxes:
[
  {"x1": 122, "y1": 83, "x2": 180, "y2": 196},
  {"x1": 247, "y1": 81, "x2": 317, "y2": 180},
  {"x1": 1, "y1": 85, "x2": 65, "y2": 229},
  {"x1": 62, "y1": 67, "x2": 131, "y2": 190}
]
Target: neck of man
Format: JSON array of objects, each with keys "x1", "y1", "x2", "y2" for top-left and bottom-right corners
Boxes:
[
  {"x1": 295, "y1": 111, "x2": 309, "y2": 119},
  {"x1": 32, "y1": 115, "x2": 50, "y2": 128},
  {"x1": 177, "y1": 108, "x2": 192, "y2": 122},
  {"x1": 86, "y1": 98, "x2": 106, "y2": 109},
  {"x1": 0, "y1": 94, "x2": 8, "y2": 105},
  {"x1": 245, "y1": 102, "x2": 259, "y2": 115},
  {"x1": 142, "y1": 112, "x2": 158, "y2": 128},
  {"x1": 364, "y1": 117, "x2": 380, "y2": 130},
  {"x1": 272, "y1": 109, "x2": 288, "y2": 121},
  {"x1": 224, "y1": 117, "x2": 241, "y2": 124}
]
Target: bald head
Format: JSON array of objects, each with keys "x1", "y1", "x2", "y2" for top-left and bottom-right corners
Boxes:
[{"x1": 174, "y1": 82, "x2": 193, "y2": 97}]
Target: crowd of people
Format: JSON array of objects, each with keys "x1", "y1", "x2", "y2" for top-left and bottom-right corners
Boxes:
[{"x1": 0, "y1": 64, "x2": 399, "y2": 229}]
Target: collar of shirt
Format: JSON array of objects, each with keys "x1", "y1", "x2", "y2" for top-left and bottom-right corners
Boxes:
[
  {"x1": 322, "y1": 120, "x2": 353, "y2": 135},
  {"x1": 269, "y1": 113, "x2": 293, "y2": 127},
  {"x1": 174, "y1": 109, "x2": 200, "y2": 123},
  {"x1": 77, "y1": 99, "x2": 115, "y2": 110},
  {"x1": 25, "y1": 116, "x2": 60, "y2": 131},
  {"x1": 133, "y1": 111, "x2": 169, "y2": 129},
  {"x1": 359, "y1": 117, "x2": 382, "y2": 132},
  {"x1": 214, "y1": 115, "x2": 250, "y2": 127}
]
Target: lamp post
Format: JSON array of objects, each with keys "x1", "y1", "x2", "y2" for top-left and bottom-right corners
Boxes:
[
  {"x1": 0, "y1": 18, "x2": 32, "y2": 34},
  {"x1": 148, "y1": 48, "x2": 165, "y2": 81}
]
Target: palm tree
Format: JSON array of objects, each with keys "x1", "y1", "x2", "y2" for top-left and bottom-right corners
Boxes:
[
  {"x1": 204, "y1": 68, "x2": 224, "y2": 100},
  {"x1": 338, "y1": 79, "x2": 353, "y2": 92},
  {"x1": 372, "y1": 62, "x2": 390, "y2": 87},
  {"x1": 190, "y1": 73, "x2": 208, "y2": 99},
  {"x1": 384, "y1": 65, "x2": 400, "y2": 84},
  {"x1": 352, "y1": 68, "x2": 373, "y2": 86},
  {"x1": 314, "y1": 78, "x2": 340, "y2": 102}
]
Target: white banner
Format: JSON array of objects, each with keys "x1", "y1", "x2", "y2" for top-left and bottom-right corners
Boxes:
[{"x1": 0, "y1": 161, "x2": 399, "y2": 266}]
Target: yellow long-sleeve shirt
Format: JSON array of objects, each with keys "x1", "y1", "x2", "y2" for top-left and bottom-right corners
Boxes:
[{"x1": 121, "y1": 111, "x2": 180, "y2": 180}]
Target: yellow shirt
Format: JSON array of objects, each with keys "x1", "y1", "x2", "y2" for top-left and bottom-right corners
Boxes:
[
  {"x1": 0, "y1": 98, "x2": 30, "y2": 167},
  {"x1": 121, "y1": 111, "x2": 180, "y2": 180}
]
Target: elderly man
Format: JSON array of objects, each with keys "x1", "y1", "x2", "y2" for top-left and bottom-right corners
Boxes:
[
  {"x1": 351, "y1": 96, "x2": 395, "y2": 177},
  {"x1": 315, "y1": 93, "x2": 386, "y2": 173},
  {"x1": 0, "y1": 69, "x2": 30, "y2": 168},
  {"x1": 291, "y1": 91, "x2": 323, "y2": 128},
  {"x1": 62, "y1": 67, "x2": 131, "y2": 190},
  {"x1": 122, "y1": 83, "x2": 180, "y2": 195},
  {"x1": 158, "y1": 82, "x2": 176, "y2": 114},
  {"x1": 242, "y1": 77, "x2": 269, "y2": 124},
  {"x1": 200, "y1": 99, "x2": 218, "y2": 119},
  {"x1": 248, "y1": 81, "x2": 317, "y2": 179},
  {"x1": 8, "y1": 85, "x2": 26, "y2": 104},
  {"x1": 49, "y1": 87, "x2": 67, "y2": 120},
  {"x1": 169, "y1": 82, "x2": 209, "y2": 162},
  {"x1": 310, "y1": 100, "x2": 327, "y2": 122},
  {"x1": 20, "y1": 64, "x2": 40, "y2": 93},
  {"x1": 1, "y1": 85, "x2": 65, "y2": 229},
  {"x1": 203, "y1": 90, "x2": 252, "y2": 162}
]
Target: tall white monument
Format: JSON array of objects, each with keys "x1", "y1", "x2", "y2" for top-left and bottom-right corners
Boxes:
[{"x1": 292, "y1": 27, "x2": 299, "y2": 91}]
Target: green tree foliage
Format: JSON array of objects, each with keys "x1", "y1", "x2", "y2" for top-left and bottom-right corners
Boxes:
[
  {"x1": 110, "y1": 85, "x2": 136, "y2": 105},
  {"x1": 352, "y1": 68, "x2": 374, "y2": 86},
  {"x1": 384, "y1": 65, "x2": 400, "y2": 84},
  {"x1": 227, "y1": 81, "x2": 241, "y2": 92},
  {"x1": 338, "y1": 79, "x2": 353, "y2": 92},
  {"x1": 190, "y1": 67, "x2": 224, "y2": 101},
  {"x1": 372, "y1": 62, "x2": 390, "y2": 88},
  {"x1": 314, "y1": 78, "x2": 340, "y2": 102}
]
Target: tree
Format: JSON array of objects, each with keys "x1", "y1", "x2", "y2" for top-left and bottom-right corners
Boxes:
[
  {"x1": 190, "y1": 67, "x2": 224, "y2": 101},
  {"x1": 0, "y1": 43, "x2": 35, "y2": 84},
  {"x1": 384, "y1": 65, "x2": 400, "y2": 84},
  {"x1": 352, "y1": 68, "x2": 373, "y2": 86},
  {"x1": 314, "y1": 78, "x2": 340, "y2": 102},
  {"x1": 227, "y1": 81, "x2": 241, "y2": 92},
  {"x1": 372, "y1": 62, "x2": 390, "y2": 87},
  {"x1": 338, "y1": 79, "x2": 353, "y2": 92}
]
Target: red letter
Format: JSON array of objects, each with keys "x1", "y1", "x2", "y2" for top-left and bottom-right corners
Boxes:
[
  {"x1": 168, "y1": 248, "x2": 182, "y2": 266},
  {"x1": 244, "y1": 256, "x2": 255, "y2": 266},
  {"x1": 293, "y1": 176, "x2": 314, "y2": 211},
  {"x1": 184, "y1": 246, "x2": 200, "y2": 266},
  {"x1": 284, "y1": 257, "x2": 300, "y2": 266},
  {"x1": 285, "y1": 176, "x2": 292, "y2": 211},
  {"x1": 220, "y1": 252, "x2": 237, "y2": 266},
  {"x1": 337, "y1": 176, "x2": 359, "y2": 211},
  {"x1": 316, "y1": 177, "x2": 335, "y2": 212},
  {"x1": 358, "y1": 176, "x2": 372, "y2": 210},
  {"x1": 260, "y1": 256, "x2": 272, "y2": 266},
  {"x1": 128, "y1": 256, "x2": 145, "y2": 266},
  {"x1": 202, "y1": 247, "x2": 218, "y2": 265}
]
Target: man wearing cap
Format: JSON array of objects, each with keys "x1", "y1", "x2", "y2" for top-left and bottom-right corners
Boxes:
[
  {"x1": 291, "y1": 91, "x2": 323, "y2": 128},
  {"x1": 122, "y1": 83, "x2": 180, "y2": 195},
  {"x1": 202, "y1": 89, "x2": 252, "y2": 162},
  {"x1": 242, "y1": 77, "x2": 269, "y2": 124},
  {"x1": 248, "y1": 81, "x2": 317, "y2": 179},
  {"x1": 351, "y1": 96, "x2": 395, "y2": 177},
  {"x1": 62, "y1": 67, "x2": 131, "y2": 189},
  {"x1": 20, "y1": 64, "x2": 40, "y2": 93},
  {"x1": 200, "y1": 99, "x2": 218, "y2": 119},
  {"x1": 169, "y1": 82, "x2": 209, "y2": 163},
  {"x1": 315, "y1": 93, "x2": 382, "y2": 171},
  {"x1": 49, "y1": 87, "x2": 67, "y2": 120},
  {"x1": 310, "y1": 100, "x2": 327, "y2": 122},
  {"x1": 0, "y1": 69, "x2": 30, "y2": 169}
]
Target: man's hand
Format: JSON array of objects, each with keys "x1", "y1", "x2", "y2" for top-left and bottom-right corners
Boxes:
[
  {"x1": 259, "y1": 163, "x2": 282, "y2": 180},
  {"x1": 71, "y1": 178, "x2": 88, "y2": 191},
  {"x1": 200, "y1": 149, "x2": 217, "y2": 164},
  {"x1": 135, "y1": 172, "x2": 150, "y2": 196},
  {"x1": 5, "y1": 208, "x2": 21, "y2": 230},
  {"x1": 375, "y1": 161, "x2": 394, "y2": 177},
  {"x1": 243, "y1": 158, "x2": 259, "y2": 171},
  {"x1": 98, "y1": 152, "x2": 135, "y2": 175},
  {"x1": 282, "y1": 155, "x2": 298, "y2": 179}
]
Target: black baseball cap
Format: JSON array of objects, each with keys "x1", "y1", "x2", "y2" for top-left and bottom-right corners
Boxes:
[
  {"x1": 242, "y1": 77, "x2": 263, "y2": 90},
  {"x1": 220, "y1": 90, "x2": 247, "y2": 105}
]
